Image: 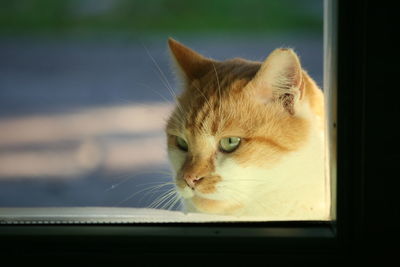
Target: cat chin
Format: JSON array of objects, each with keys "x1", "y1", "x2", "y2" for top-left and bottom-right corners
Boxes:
[
  {"x1": 177, "y1": 188, "x2": 242, "y2": 215},
  {"x1": 178, "y1": 185, "x2": 223, "y2": 202},
  {"x1": 186, "y1": 195, "x2": 242, "y2": 215},
  {"x1": 178, "y1": 186, "x2": 194, "y2": 199}
]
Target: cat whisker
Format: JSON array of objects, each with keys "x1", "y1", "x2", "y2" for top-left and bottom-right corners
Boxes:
[
  {"x1": 105, "y1": 170, "x2": 173, "y2": 192},
  {"x1": 135, "y1": 83, "x2": 186, "y2": 127},
  {"x1": 168, "y1": 113, "x2": 186, "y2": 129},
  {"x1": 138, "y1": 182, "x2": 175, "y2": 203},
  {"x1": 112, "y1": 182, "x2": 174, "y2": 207},
  {"x1": 148, "y1": 188, "x2": 177, "y2": 209},
  {"x1": 161, "y1": 191, "x2": 182, "y2": 211},
  {"x1": 143, "y1": 44, "x2": 173, "y2": 91},
  {"x1": 192, "y1": 82, "x2": 214, "y2": 114},
  {"x1": 150, "y1": 88, "x2": 176, "y2": 106},
  {"x1": 143, "y1": 44, "x2": 186, "y2": 117},
  {"x1": 134, "y1": 82, "x2": 175, "y2": 106},
  {"x1": 169, "y1": 194, "x2": 183, "y2": 210},
  {"x1": 164, "y1": 39, "x2": 327, "y2": 218},
  {"x1": 166, "y1": 92, "x2": 185, "y2": 116},
  {"x1": 212, "y1": 62, "x2": 223, "y2": 120}
]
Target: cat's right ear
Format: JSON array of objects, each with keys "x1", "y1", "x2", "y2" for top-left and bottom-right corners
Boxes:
[
  {"x1": 247, "y1": 48, "x2": 304, "y2": 115},
  {"x1": 168, "y1": 38, "x2": 213, "y2": 82}
]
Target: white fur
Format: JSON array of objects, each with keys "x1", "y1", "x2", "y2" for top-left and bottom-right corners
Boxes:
[
  {"x1": 213, "y1": 125, "x2": 328, "y2": 219},
  {"x1": 167, "y1": 101, "x2": 329, "y2": 220},
  {"x1": 166, "y1": 46, "x2": 329, "y2": 220}
]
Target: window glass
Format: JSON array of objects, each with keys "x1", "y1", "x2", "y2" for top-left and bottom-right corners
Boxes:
[{"x1": 0, "y1": 0, "x2": 326, "y2": 221}]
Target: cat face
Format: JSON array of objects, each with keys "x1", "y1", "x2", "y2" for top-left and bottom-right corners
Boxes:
[{"x1": 166, "y1": 38, "x2": 322, "y2": 216}]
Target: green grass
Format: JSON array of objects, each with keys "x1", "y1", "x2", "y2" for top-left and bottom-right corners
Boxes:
[{"x1": 0, "y1": 0, "x2": 322, "y2": 35}]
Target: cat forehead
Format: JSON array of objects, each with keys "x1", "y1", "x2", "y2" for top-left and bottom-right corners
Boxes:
[
  {"x1": 181, "y1": 133, "x2": 219, "y2": 155},
  {"x1": 185, "y1": 128, "x2": 245, "y2": 141},
  {"x1": 187, "y1": 133, "x2": 216, "y2": 146},
  {"x1": 183, "y1": 103, "x2": 249, "y2": 137},
  {"x1": 172, "y1": 92, "x2": 284, "y2": 138},
  {"x1": 192, "y1": 59, "x2": 260, "y2": 93}
]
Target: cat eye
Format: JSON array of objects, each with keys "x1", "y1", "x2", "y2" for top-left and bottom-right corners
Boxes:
[
  {"x1": 219, "y1": 137, "x2": 241, "y2": 153},
  {"x1": 176, "y1": 136, "x2": 189, "y2": 151}
]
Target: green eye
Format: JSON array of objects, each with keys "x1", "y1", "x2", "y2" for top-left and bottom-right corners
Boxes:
[
  {"x1": 176, "y1": 136, "x2": 188, "y2": 152},
  {"x1": 219, "y1": 137, "x2": 241, "y2": 153}
]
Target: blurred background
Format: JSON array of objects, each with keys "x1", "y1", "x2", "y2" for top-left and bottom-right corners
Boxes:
[{"x1": 0, "y1": 0, "x2": 323, "y2": 208}]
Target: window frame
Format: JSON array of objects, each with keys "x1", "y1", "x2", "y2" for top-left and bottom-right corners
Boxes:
[{"x1": 0, "y1": 0, "x2": 375, "y2": 262}]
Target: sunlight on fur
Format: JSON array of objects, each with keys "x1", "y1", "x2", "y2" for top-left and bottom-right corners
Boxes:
[{"x1": 166, "y1": 38, "x2": 330, "y2": 220}]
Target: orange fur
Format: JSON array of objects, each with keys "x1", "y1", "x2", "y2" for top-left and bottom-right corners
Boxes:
[
  {"x1": 166, "y1": 38, "x2": 326, "y2": 217},
  {"x1": 196, "y1": 175, "x2": 221, "y2": 194}
]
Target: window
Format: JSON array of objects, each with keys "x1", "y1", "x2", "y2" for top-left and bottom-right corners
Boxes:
[
  {"x1": 3, "y1": 0, "x2": 372, "y2": 262},
  {"x1": 4, "y1": 0, "x2": 395, "y2": 261},
  {"x1": 0, "y1": 0, "x2": 331, "y2": 223},
  {"x1": 0, "y1": 0, "x2": 329, "y2": 224}
]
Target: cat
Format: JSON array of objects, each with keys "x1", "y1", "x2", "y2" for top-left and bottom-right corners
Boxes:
[{"x1": 165, "y1": 38, "x2": 329, "y2": 220}]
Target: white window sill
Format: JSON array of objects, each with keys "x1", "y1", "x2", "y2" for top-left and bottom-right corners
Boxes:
[{"x1": 0, "y1": 207, "x2": 330, "y2": 224}]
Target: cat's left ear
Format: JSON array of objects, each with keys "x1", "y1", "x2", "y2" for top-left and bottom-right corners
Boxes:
[
  {"x1": 168, "y1": 38, "x2": 214, "y2": 82},
  {"x1": 248, "y1": 48, "x2": 304, "y2": 115}
]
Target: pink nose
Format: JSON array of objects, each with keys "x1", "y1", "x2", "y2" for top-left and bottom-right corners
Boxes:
[{"x1": 184, "y1": 174, "x2": 204, "y2": 189}]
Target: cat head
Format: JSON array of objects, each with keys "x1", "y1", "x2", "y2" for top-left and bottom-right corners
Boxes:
[{"x1": 166, "y1": 38, "x2": 320, "y2": 215}]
